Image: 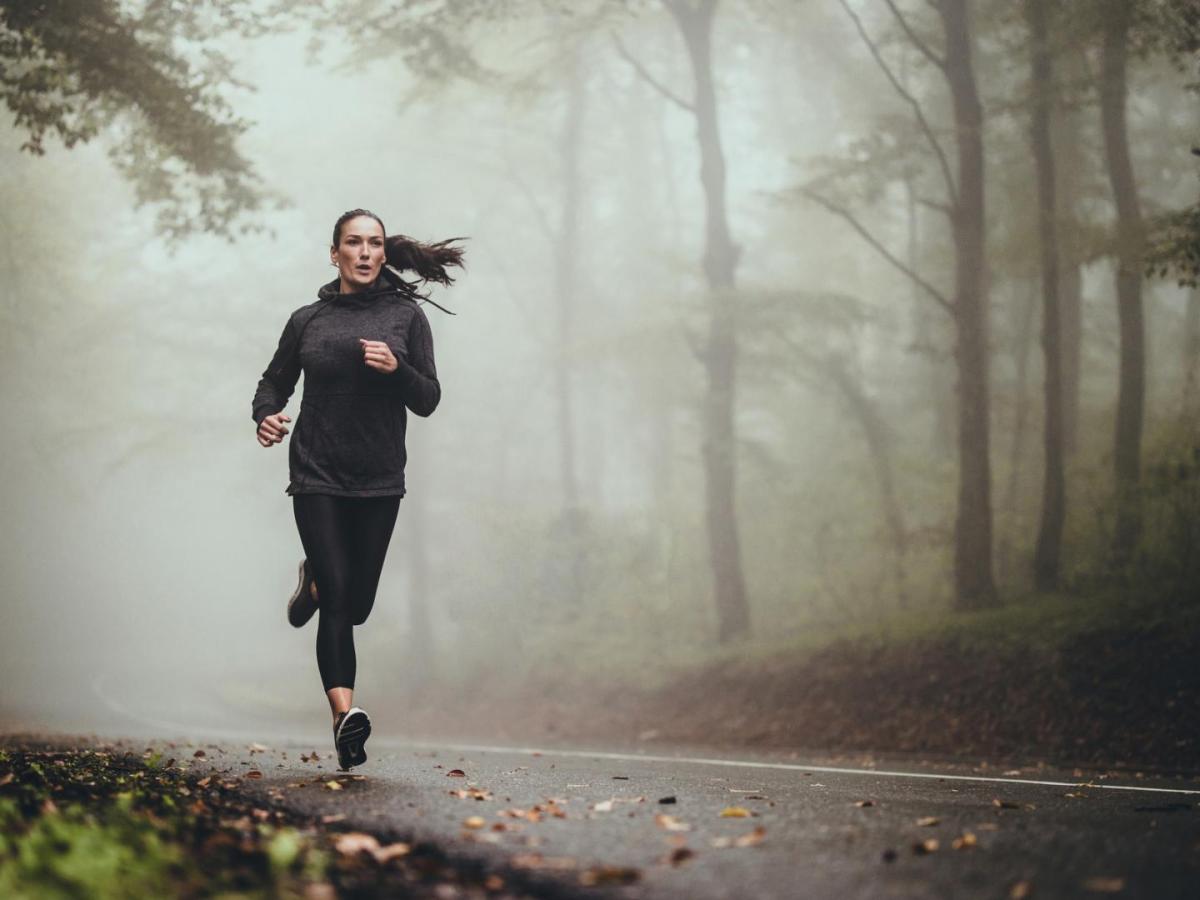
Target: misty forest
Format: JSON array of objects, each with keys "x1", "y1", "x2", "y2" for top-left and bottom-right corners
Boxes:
[{"x1": 2, "y1": 0, "x2": 1198, "y2": 771}]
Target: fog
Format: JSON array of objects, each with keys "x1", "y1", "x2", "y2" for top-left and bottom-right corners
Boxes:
[{"x1": 1, "y1": 1, "x2": 1196, "y2": 747}]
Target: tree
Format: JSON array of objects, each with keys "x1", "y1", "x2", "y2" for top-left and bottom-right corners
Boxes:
[
  {"x1": 618, "y1": 0, "x2": 751, "y2": 641},
  {"x1": 0, "y1": 0, "x2": 279, "y2": 240},
  {"x1": 1097, "y1": 0, "x2": 1147, "y2": 562},
  {"x1": 801, "y1": 0, "x2": 999, "y2": 610},
  {"x1": 1025, "y1": 0, "x2": 1066, "y2": 589}
]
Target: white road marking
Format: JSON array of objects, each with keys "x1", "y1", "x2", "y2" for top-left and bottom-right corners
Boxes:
[
  {"x1": 76, "y1": 680, "x2": 1200, "y2": 797},
  {"x1": 392, "y1": 739, "x2": 1200, "y2": 797}
]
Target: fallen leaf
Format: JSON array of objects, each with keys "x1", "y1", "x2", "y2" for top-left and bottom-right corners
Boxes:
[
  {"x1": 912, "y1": 838, "x2": 939, "y2": 854},
  {"x1": 373, "y1": 842, "x2": 411, "y2": 863},
  {"x1": 951, "y1": 832, "x2": 978, "y2": 850},
  {"x1": 196, "y1": 776, "x2": 212, "y2": 788},
  {"x1": 854, "y1": 800, "x2": 875, "y2": 808},
  {"x1": 450, "y1": 787, "x2": 493, "y2": 800},
  {"x1": 324, "y1": 780, "x2": 343, "y2": 791},
  {"x1": 658, "y1": 795, "x2": 677, "y2": 804},
  {"x1": 447, "y1": 769, "x2": 466, "y2": 778},
  {"x1": 654, "y1": 813, "x2": 691, "y2": 832},
  {"x1": 244, "y1": 770, "x2": 263, "y2": 780},
  {"x1": 664, "y1": 846, "x2": 694, "y2": 866},
  {"x1": 993, "y1": 799, "x2": 1020, "y2": 809},
  {"x1": 249, "y1": 742, "x2": 269, "y2": 753},
  {"x1": 512, "y1": 853, "x2": 577, "y2": 870},
  {"x1": 593, "y1": 799, "x2": 614, "y2": 812},
  {"x1": 720, "y1": 806, "x2": 751, "y2": 818},
  {"x1": 1081, "y1": 876, "x2": 1125, "y2": 893},
  {"x1": 463, "y1": 816, "x2": 487, "y2": 829},
  {"x1": 1009, "y1": 881, "x2": 1032, "y2": 899},
  {"x1": 916, "y1": 816, "x2": 939, "y2": 827},
  {"x1": 192, "y1": 750, "x2": 206, "y2": 758},
  {"x1": 321, "y1": 813, "x2": 346, "y2": 824},
  {"x1": 735, "y1": 826, "x2": 767, "y2": 847},
  {"x1": 334, "y1": 832, "x2": 379, "y2": 856},
  {"x1": 579, "y1": 865, "x2": 640, "y2": 886}
]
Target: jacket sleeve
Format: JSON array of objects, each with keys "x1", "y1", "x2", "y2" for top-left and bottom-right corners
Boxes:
[
  {"x1": 389, "y1": 306, "x2": 441, "y2": 417},
  {"x1": 251, "y1": 316, "x2": 302, "y2": 426}
]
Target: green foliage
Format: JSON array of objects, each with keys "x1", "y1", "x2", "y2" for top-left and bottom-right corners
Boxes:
[
  {"x1": 1058, "y1": 421, "x2": 1200, "y2": 604},
  {"x1": 0, "y1": 0, "x2": 285, "y2": 241},
  {"x1": 0, "y1": 795, "x2": 182, "y2": 899},
  {"x1": 1146, "y1": 199, "x2": 1200, "y2": 287},
  {"x1": 0, "y1": 747, "x2": 341, "y2": 898}
]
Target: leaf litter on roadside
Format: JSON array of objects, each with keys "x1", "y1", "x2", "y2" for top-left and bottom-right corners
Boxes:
[{"x1": 0, "y1": 744, "x2": 542, "y2": 898}]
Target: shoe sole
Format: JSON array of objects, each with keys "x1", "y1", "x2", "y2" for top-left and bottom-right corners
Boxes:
[
  {"x1": 335, "y1": 708, "x2": 371, "y2": 770},
  {"x1": 287, "y1": 560, "x2": 317, "y2": 628}
]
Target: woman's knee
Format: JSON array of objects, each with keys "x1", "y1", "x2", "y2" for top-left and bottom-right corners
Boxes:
[{"x1": 313, "y1": 569, "x2": 354, "y2": 613}]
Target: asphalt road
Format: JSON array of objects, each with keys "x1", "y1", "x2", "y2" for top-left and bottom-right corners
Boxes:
[{"x1": 28, "y1": 729, "x2": 1194, "y2": 900}]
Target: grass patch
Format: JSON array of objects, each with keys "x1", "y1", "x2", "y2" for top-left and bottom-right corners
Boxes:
[{"x1": 685, "y1": 584, "x2": 1198, "y2": 682}]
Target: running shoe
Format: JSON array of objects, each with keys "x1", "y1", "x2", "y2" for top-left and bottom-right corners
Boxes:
[
  {"x1": 287, "y1": 558, "x2": 318, "y2": 628},
  {"x1": 334, "y1": 706, "x2": 371, "y2": 771}
]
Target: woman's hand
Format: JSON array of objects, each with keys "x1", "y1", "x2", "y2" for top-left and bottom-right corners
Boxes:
[
  {"x1": 257, "y1": 413, "x2": 291, "y2": 448},
  {"x1": 360, "y1": 338, "x2": 399, "y2": 374}
]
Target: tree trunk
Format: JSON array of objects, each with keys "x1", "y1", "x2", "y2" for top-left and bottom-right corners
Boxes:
[
  {"x1": 1027, "y1": 0, "x2": 1066, "y2": 590},
  {"x1": 1185, "y1": 286, "x2": 1200, "y2": 424},
  {"x1": 1098, "y1": 0, "x2": 1146, "y2": 563},
  {"x1": 554, "y1": 45, "x2": 584, "y2": 517},
  {"x1": 997, "y1": 281, "x2": 1037, "y2": 585},
  {"x1": 553, "y1": 41, "x2": 587, "y2": 604},
  {"x1": 821, "y1": 357, "x2": 909, "y2": 606},
  {"x1": 666, "y1": 0, "x2": 750, "y2": 641},
  {"x1": 941, "y1": 0, "x2": 999, "y2": 609},
  {"x1": 1052, "y1": 55, "x2": 1086, "y2": 456}
]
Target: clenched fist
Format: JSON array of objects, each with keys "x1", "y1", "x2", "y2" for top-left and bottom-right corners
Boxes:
[
  {"x1": 257, "y1": 412, "x2": 290, "y2": 448},
  {"x1": 360, "y1": 338, "x2": 399, "y2": 374}
]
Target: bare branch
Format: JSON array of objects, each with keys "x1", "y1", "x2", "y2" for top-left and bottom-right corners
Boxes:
[
  {"x1": 916, "y1": 195, "x2": 954, "y2": 218},
  {"x1": 798, "y1": 186, "x2": 954, "y2": 315},
  {"x1": 835, "y1": 0, "x2": 958, "y2": 207},
  {"x1": 883, "y1": 0, "x2": 946, "y2": 70},
  {"x1": 609, "y1": 31, "x2": 696, "y2": 114}
]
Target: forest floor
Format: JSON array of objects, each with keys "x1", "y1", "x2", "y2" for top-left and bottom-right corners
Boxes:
[{"x1": 395, "y1": 588, "x2": 1199, "y2": 776}]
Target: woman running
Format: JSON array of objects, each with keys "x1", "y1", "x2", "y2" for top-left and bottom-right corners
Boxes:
[{"x1": 251, "y1": 208, "x2": 464, "y2": 770}]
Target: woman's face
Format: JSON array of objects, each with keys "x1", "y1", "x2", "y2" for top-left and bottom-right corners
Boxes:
[{"x1": 331, "y1": 215, "x2": 386, "y2": 291}]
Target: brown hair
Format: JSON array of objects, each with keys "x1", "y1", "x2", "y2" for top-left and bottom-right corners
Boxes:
[{"x1": 332, "y1": 208, "x2": 468, "y2": 295}]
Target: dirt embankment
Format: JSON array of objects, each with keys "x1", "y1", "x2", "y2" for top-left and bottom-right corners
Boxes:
[{"x1": 404, "y1": 621, "x2": 1198, "y2": 775}]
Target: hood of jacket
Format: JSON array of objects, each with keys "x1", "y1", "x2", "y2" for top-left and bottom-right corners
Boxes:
[{"x1": 317, "y1": 266, "x2": 417, "y2": 304}]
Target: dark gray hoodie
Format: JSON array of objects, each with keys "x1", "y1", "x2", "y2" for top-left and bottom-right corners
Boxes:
[{"x1": 251, "y1": 269, "x2": 441, "y2": 497}]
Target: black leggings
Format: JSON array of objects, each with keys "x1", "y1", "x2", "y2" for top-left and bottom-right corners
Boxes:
[{"x1": 292, "y1": 493, "x2": 401, "y2": 692}]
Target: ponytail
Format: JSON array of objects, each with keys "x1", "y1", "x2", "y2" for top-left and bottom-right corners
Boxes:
[{"x1": 385, "y1": 234, "x2": 468, "y2": 286}]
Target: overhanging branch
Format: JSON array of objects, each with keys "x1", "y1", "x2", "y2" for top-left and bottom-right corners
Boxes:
[
  {"x1": 835, "y1": 0, "x2": 958, "y2": 208},
  {"x1": 609, "y1": 31, "x2": 696, "y2": 114},
  {"x1": 799, "y1": 186, "x2": 954, "y2": 315}
]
